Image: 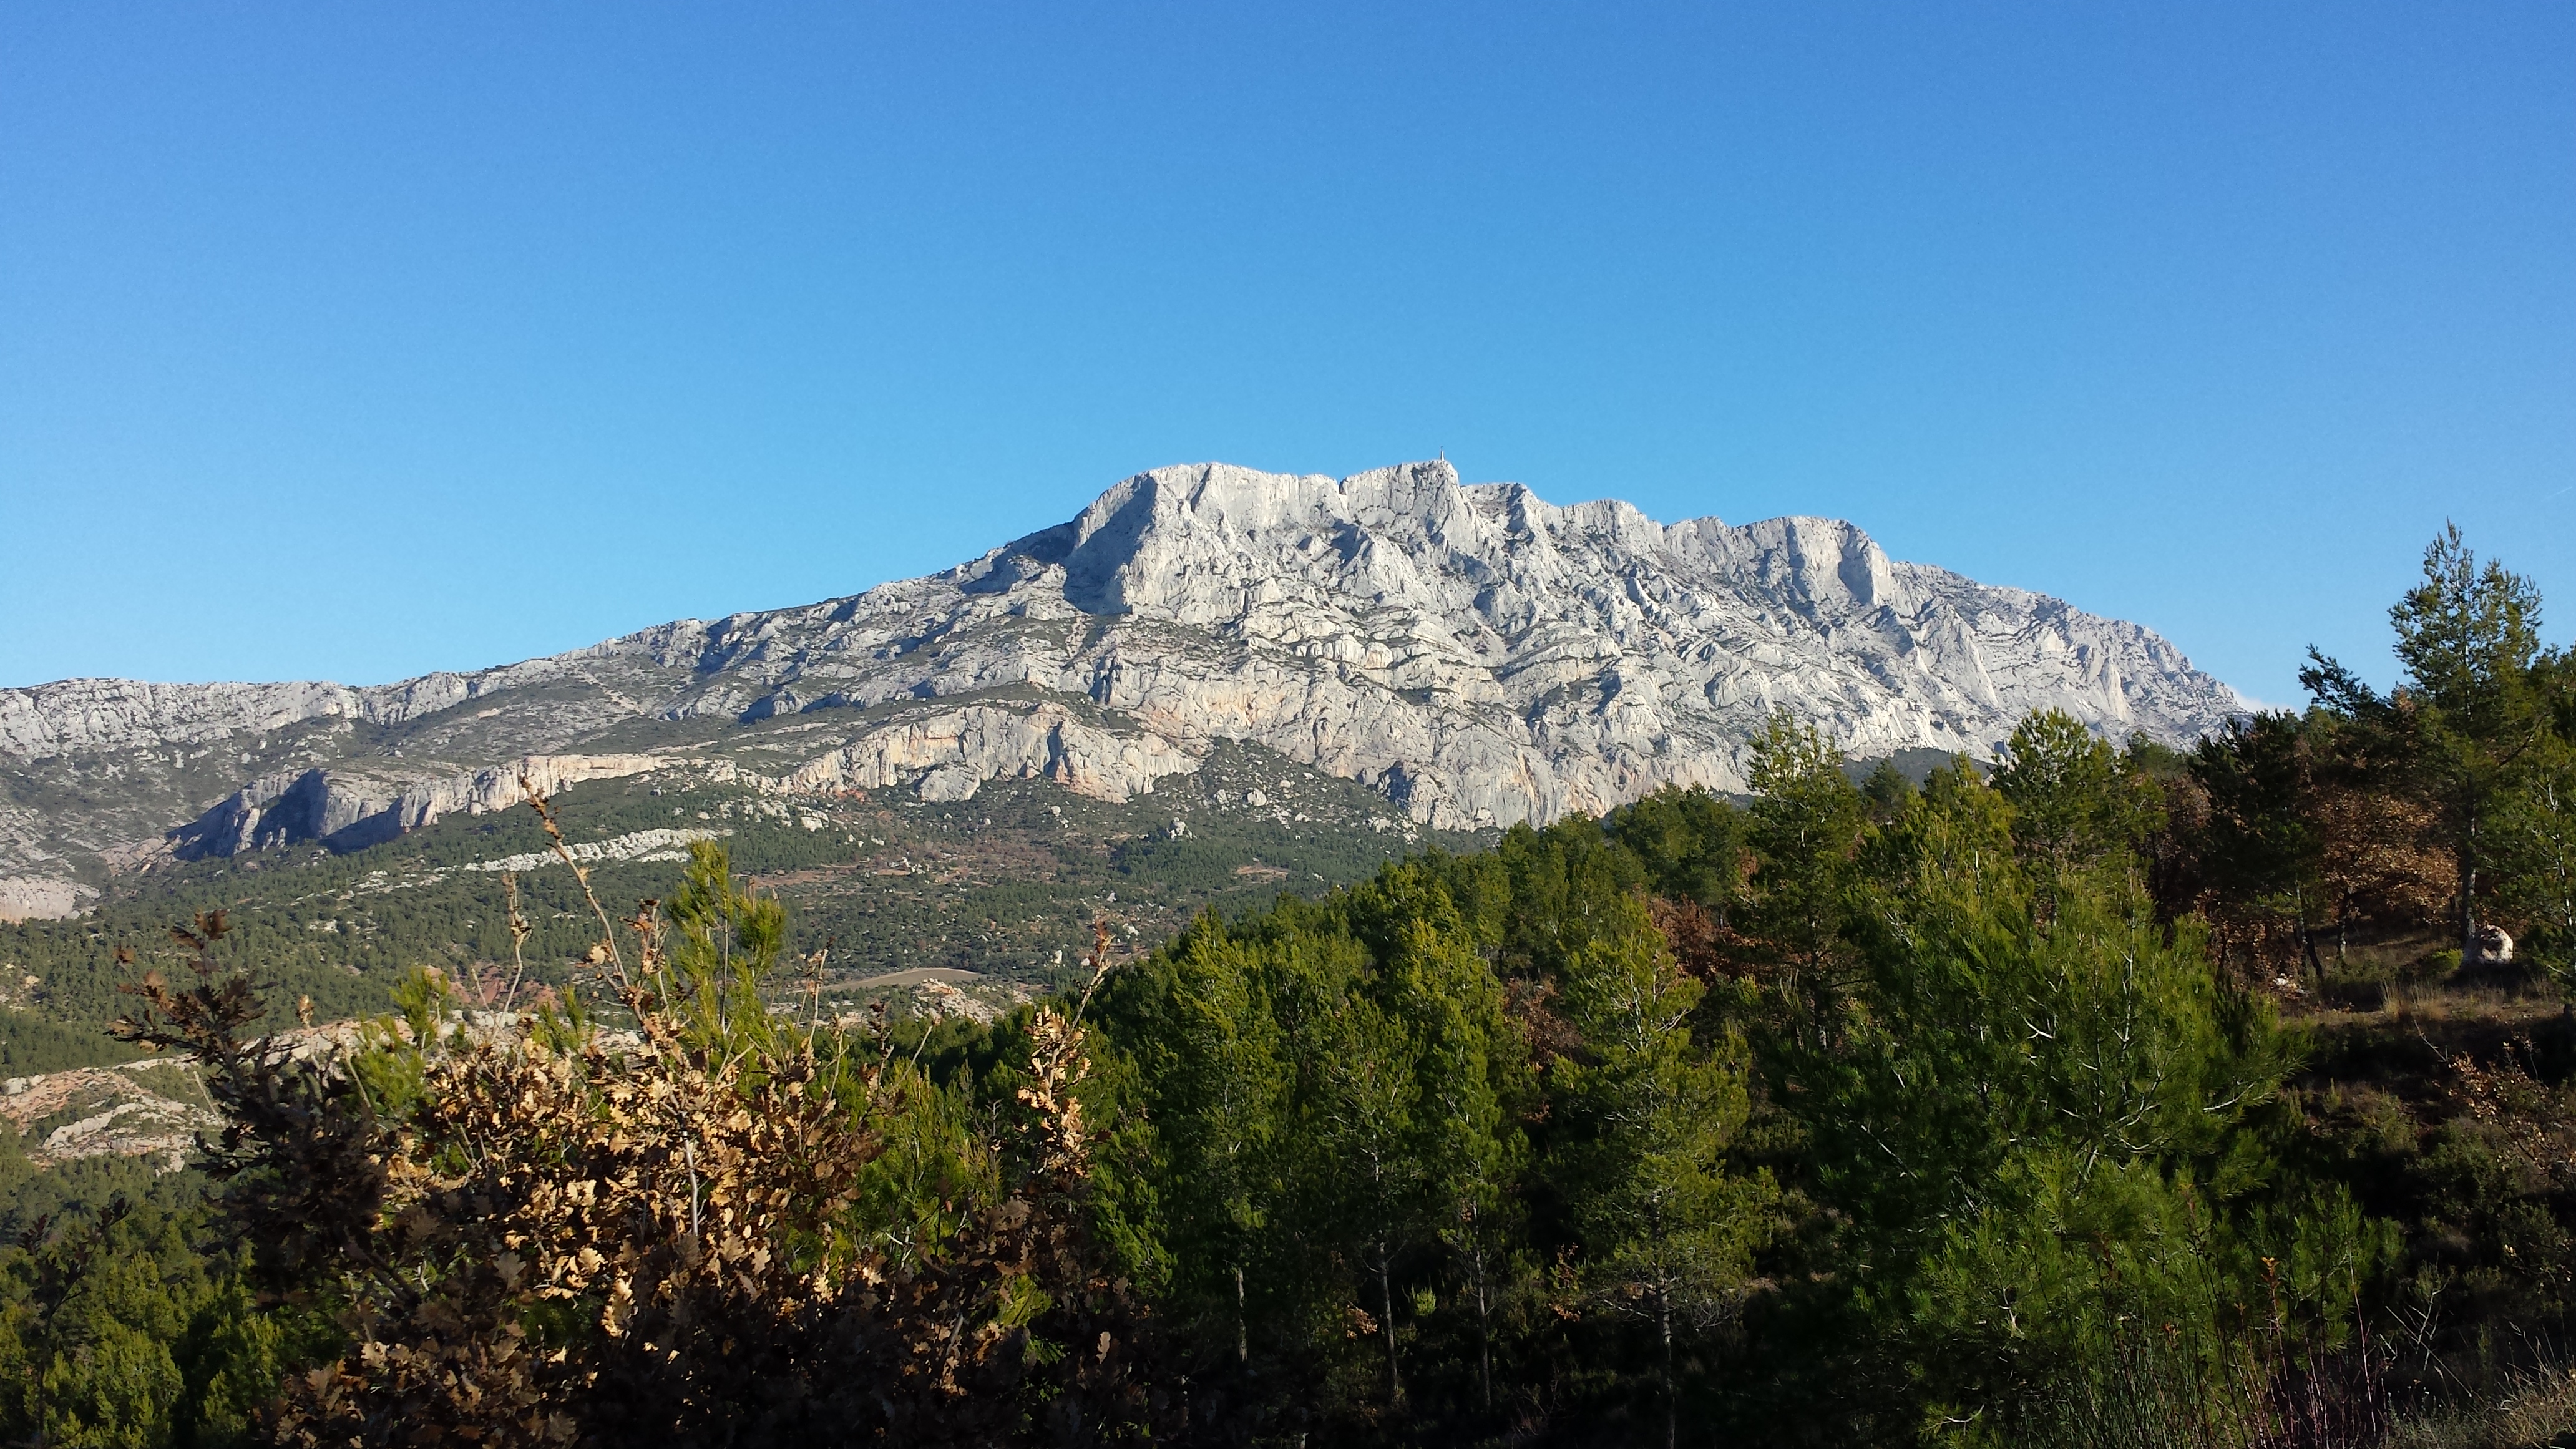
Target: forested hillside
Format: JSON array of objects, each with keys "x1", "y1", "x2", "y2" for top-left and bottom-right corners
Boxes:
[
  {"x1": 9, "y1": 528, "x2": 2576, "y2": 1447},
  {"x1": 0, "y1": 739, "x2": 1480, "y2": 1070}
]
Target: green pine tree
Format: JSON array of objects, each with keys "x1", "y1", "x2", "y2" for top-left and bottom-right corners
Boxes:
[{"x1": 1551, "y1": 895, "x2": 1777, "y2": 1449}]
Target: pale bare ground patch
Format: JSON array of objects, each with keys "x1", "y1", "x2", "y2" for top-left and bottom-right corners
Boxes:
[
  {"x1": 849, "y1": 967, "x2": 983, "y2": 988},
  {"x1": 0, "y1": 1058, "x2": 217, "y2": 1168}
]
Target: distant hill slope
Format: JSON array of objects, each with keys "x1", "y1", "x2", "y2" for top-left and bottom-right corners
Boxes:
[
  {"x1": 0, "y1": 459, "x2": 2240, "y2": 919},
  {"x1": 0, "y1": 741, "x2": 1485, "y2": 1194}
]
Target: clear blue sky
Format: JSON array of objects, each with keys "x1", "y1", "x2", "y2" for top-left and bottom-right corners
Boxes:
[{"x1": 5, "y1": 4, "x2": 2570, "y2": 706}]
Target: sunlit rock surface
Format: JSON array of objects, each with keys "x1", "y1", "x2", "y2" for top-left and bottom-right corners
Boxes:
[{"x1": 0, "y1": 461, "x2": 2241, "y2": 914}]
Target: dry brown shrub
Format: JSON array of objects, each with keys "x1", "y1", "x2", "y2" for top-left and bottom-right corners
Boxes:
[
  {"x1": 2315, "y1": 787, "x2": 2452, "y2": 932},
  {"x1": 114, "y1": 799, "x2": 1171, "y2": 1447}
]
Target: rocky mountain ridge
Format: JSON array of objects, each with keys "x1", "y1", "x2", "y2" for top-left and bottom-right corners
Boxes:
[{"x1": 0, "y1": 460, "x2": 2242, "y2": 919}]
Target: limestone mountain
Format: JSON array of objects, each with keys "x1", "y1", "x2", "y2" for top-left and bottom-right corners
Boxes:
[{"x1": 0, "y1": 460, "x2": 2240, "y2": 919}]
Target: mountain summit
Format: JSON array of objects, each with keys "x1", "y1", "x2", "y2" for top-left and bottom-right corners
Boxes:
[{"x1": 0, "y1": 461, "x2": 2240, "y2": 919}]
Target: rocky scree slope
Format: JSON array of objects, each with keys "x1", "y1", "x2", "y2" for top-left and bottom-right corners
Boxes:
[{"x1": 0, "y1": 460, "x2": 2241, "y2": 919}]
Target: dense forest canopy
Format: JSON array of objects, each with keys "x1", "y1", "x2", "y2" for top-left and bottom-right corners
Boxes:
[{"x1": 12, "y1": 529, "x2": 2576, "y2": 1446}]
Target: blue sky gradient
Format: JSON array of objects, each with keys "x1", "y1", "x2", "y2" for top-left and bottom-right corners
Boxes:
[{"x1": 4, "y1": 4, "x2": 2570, "y2": 706}]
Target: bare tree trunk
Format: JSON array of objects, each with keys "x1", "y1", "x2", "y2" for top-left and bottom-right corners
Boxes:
[
  {"x1": 2462, "y1": 804, "x2": 2483, "y2": 964},
  {"x1": 2462, "y1": 834, "x2": 2481, "y2": 966},
  {"x1": 1661, "y1": 1284, "x2": 1677, "y2": 1449},
  {"x1": 2297, "y1": 886, "x2": 2323, "y2": 983},
  {"x1": 1377, "y1": 1243, "x2": 1403, "y2": 1408},
  {"x1": 1236, "y1": 1262, "x2": 1247, "y2": 1364},
  {"x1": 1476, "y1": 1268, "x2": 1493, "y2": 1412}
]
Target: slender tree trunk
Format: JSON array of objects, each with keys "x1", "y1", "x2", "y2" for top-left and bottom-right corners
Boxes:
[
  {"x1": 2460, "y1": 797, "x2": 2486, "y2": 966},
  {"x1": 2462, "y1": 833, "x2": 2481, "y2": 966},
  {"x1": 2297, "y1": 886, "x2": 2323, "y2": 983},
  {"x1": 1377, "y1": 1242, "x2": 1403, "y2": 1408},
  {"x1": 1661, "y1": 1284, "x2": 1677, "y2": 1449},
  {"x1": 1478, "y1": 1273, "x2": 1493, "y2": 1412},
  {"x1": 1236, "y1": 1262, "x2": 1247, "y2": 1364}
]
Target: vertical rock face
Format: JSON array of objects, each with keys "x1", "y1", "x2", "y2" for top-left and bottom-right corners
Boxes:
[
  {"x1": 886, "y1": 460, "x2": 2236, "y2": 826},
  {"x1": 0, "y1": 460, "x2": 2243, "y2": 913},
  {"x1": 166, "y1": 754, "x2": 688, "y2": 859}
]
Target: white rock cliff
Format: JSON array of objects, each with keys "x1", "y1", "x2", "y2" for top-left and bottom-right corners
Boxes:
[{"x1": 0, "y1": 461, "x2": 2242, "y2": 915}]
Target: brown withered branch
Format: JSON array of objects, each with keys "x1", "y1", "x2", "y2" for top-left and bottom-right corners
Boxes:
[
  {"x1": 519, "y1": 774, "x2": 630, "y2": 992},
  {"x1": 112, "y1": 791, "x2": 1169, "y2": 1448},
  {"x1": 499, "y1": 869, "x2": 534, "y2": 1014}
]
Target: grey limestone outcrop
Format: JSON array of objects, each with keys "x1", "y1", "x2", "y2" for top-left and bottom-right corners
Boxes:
[{"x1": 0, "y1": 461, "x2": 2243, "y2": 916}]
